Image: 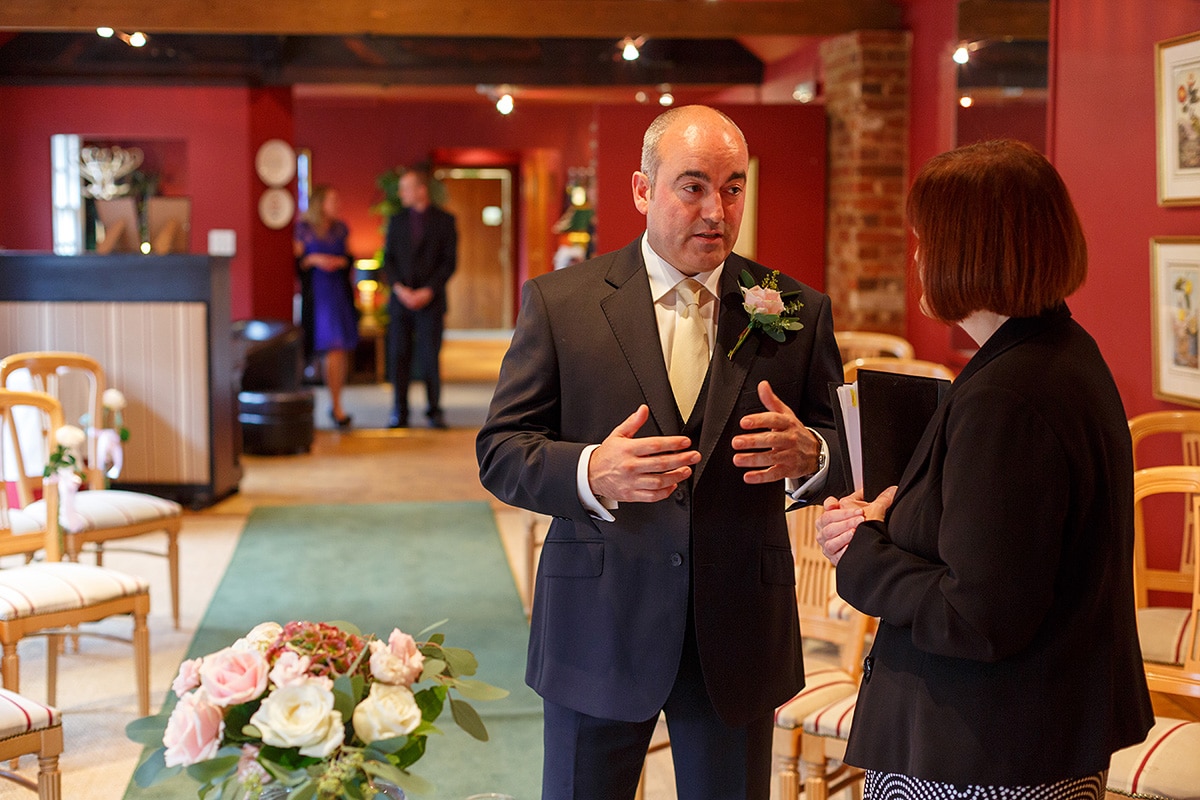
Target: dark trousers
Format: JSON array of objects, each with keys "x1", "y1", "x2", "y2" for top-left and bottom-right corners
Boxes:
[
  {"x1": 387, "y1": 300, "x2": 445, "y2": 419},
  {"x1": 540, "y1": 612, "x2": 774, "y2": 800}
]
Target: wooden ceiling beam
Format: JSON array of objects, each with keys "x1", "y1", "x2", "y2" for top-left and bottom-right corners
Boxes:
[
  {"x1": 0, "y1": 0, "x2": 903, "y2": 39},
  {"x1": 957, "y1": 0, "x2": 1049, "y2": 43}
]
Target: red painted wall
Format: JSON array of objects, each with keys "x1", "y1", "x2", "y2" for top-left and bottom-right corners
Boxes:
[
  {"x1": 957, "y1": 101, "x2": 1048, "y2": 152},
  {"x1": 592, "y1": 103, "x2": 827, "y2": 291},
  {"x1": 247, "y1": 87, "x2": 296, "y2": 322},
  {"x1": 0, "y1": 85, "x2": 272, "y2": 320}
]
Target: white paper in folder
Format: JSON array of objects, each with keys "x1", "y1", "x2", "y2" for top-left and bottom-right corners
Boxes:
[{"x1": 835, "y1": 382, "x2": 863, "y2": 495}]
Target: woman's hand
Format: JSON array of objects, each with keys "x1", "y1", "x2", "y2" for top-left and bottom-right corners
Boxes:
[{"x1": 815, "y1": 486, "x2": 897, "y2": 566}]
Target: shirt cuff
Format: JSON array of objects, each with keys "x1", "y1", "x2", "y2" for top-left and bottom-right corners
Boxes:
[
  {"x1": 787, "y1": 430, "x2": 830, "y2": 502},
  {"x1": 578, "y1": 444, "x2": 617, "y2": 522}
]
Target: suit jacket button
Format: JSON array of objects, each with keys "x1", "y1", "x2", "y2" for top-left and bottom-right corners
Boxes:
[
  {"x1": 862, "y1": 656, "x2": 873, "y2": 682},
  {"x1": 670, "y1": 552, "x2": 683, "y2": 567},
  {"x1": 673, "y1": 488, "x2": 686, "y2": 503}
]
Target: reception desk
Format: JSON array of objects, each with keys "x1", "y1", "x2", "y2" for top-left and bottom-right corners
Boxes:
[{"x1": 0, "y1": 252, "x2": 242, "y2": 508}]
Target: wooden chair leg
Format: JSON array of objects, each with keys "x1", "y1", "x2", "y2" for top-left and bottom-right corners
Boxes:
[
  {"x1": 39, "y1": 726, "x2": 63, "y2": 800},
  {"x1": 133, "y1": 609, "x2": 150, "y2": 716},
  {"x1": 168, "y1": 529, "x2": 181, "y2": 629},
  {"x1": 801, "y1": 732, "x2": 830, "y2": 800},
  {"x1": 45, "y1": 634, "x2": 62, "y2": 708},
  {"x1": 1, "y1": 641, "x2": 19, "y2": 695},
  {"x1": 775, "y1": 728, "x2": 802, "y2": 800}
]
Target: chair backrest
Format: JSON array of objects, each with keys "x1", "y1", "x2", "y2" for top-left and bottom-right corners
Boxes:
[
  {"x1": 789, "y1": 505, "x2": 872, "y2": 677},
  {"x1": 1133, "y1": 466, "x2": 1200, "y2": 609},
  {"x1": 843, "y1": 357, "x2": 956, "y2": 383},
  {"x1": 834, "y1": 330, "x2": 915, "y2": 363},
  {"x1": 0, "y1": 352, "x2": 107, "y2": 490},
  {"x1": 1129, "y1": 411, "x2": 1200, "y2": 574},
  {"x1": 0, "y1": 388, "x2": 64, "y2": 562},
  {"x1": 1137, "y1": 471, "x2": 1200, "y2": 701}
]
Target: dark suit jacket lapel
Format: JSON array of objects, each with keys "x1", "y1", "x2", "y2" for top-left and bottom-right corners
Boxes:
[
  {"x1": 693, "y1": 258, "x2": 754, "y2": 485},
  {"x1": 600, "y1": 243, "x2": 681, "y2": 437}
]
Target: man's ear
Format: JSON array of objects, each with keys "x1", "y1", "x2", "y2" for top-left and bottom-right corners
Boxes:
[{"x1": 632, "y1": 171, "x2": 651, "y2": 215}]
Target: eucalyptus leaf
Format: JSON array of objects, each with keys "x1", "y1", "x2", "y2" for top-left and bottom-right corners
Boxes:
[
  {"x1": 333, "y1": 675, "x2": 358, "y2": 719},
  {"x1": 450, "y1": 678, "x2": 510, "y2": 701},
  {"x1": 419, "y1": 658, "x2": 447, "y2": 682},
  {"x1": 365, "y1": 760, "x2": 435, "y2": 796},
  {"x1": 440, "y1": 646, "x2": 479, "y2": 676},
  {"x1": 363, "y1": 734, "x2": 410, "y2": 756},
  {"x1": 767, "y1": 328, "x2": 786, "y2": 342},
  {"x1": 417, "y1": 620, "x2": 450, "y2": 638},
  {"x1": 132, "y1": 747, "x2": 180, "y2": 787},
  {"x1": 450, "y1": 697, "x2": 489, "y2": 741},
  {"x1": 186, "y1": 754, "x2": 240, "y2": 783},
  {"x1": 325, "y1": 619, "x2": 363, "y2": 636},
  {"x1": 415, "y1": 685, "x2": 446, "y2": 721},
  {"x1": 125, "y1": 714, "x2": 169, "y2": 745},
  {"x1": 739, "y1": 269, "x2": 756, "y2": 288},
  {"x1": 289, "y1": 780, "x2": 318, "y2": 800}
]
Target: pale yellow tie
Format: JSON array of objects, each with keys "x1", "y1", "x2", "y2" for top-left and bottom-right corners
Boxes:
[{"x1": 669, "y1": 278, "x2": 710, "y2": 420}]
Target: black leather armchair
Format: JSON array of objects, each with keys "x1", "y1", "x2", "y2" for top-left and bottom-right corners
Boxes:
[{"x1": 232, "y1": 320, "x2": 314, "y2": 455}]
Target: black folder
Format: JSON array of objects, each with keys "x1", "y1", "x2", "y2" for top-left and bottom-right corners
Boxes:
[{"x1": 830, "y1": 368, "x2": 951, "y2": 501}]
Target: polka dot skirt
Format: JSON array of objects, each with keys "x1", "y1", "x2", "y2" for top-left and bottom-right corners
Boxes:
[{"x1": 864, "y1": 770, "x2": 1107, "y2": 800}]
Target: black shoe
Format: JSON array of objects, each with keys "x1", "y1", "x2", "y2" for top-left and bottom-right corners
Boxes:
[
  {"x1": 388, "y1": 412, "x2": 408, "y2": 428},
  {"x1": 331, "y1": 411, "x2": 352, "y2": 429},
  {"x1": 427, "y1": 412, "x2": 448, "y2": 429}
]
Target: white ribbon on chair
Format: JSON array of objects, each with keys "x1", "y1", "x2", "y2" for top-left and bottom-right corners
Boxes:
[
  {"x1": 94, "y1": 428, "x2": 124, "y2": 480},
  {"x1": 46, "y1": 467, "x2": 87, "y2": 533}
]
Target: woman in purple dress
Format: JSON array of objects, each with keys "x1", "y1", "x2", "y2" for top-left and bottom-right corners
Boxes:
[{"x1": 294, "y1": 185, "x2": 358, "y2": 427}]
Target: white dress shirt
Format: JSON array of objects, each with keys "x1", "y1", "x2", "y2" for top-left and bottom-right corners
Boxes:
[{"x1": 576, "y1": 234, "x2": 828, "y2": 521}]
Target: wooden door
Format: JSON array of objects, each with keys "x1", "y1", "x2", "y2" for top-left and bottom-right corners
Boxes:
[{"x1": 434, "y1": 167, "x2": 513, "y2": 330}]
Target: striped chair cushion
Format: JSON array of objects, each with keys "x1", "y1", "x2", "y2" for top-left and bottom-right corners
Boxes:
[
  {"x1": 1108, "y1": 717, "x2": 1200, "y2": 799},
  {"x1": 0, "y1": 562, "x2": 148, "y2": 621},
  {"x1": 0, "y1": 688, "x2": 59, "y2": 738},
  {"x1": 774, "y1": 668, "x2": 859, "y2": 730},
  {"x1": 1137, "y1": 607, "x2": 1192, "y2": 666},
  {"x1": 24, "y1": 489, "x2": 181, "y2": 534},
  {"x1": 802, "y1": 693, "x2": 858, "y2": 740}
]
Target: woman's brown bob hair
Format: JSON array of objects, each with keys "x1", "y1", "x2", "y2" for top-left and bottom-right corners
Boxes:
[{"x1": 909, "y1": 139, "x2": 1087, "y2": 323}]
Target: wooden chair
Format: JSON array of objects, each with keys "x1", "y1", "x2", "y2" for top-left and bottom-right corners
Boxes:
[
  {"x1": 833, "y1": 331, "x2": 914, "y2": 363},
  {"x1": 1107, "y1": 472, "x2": 1200, "y2": 798},
  {"x1": 773, "y1": 505, "x2": 872, "y2": 800},
  {"x1": 1132, "y1": 466, "x2": 1200, "y2": 717},
  {"x1": 843, "y1": 357, "x2": 956, "y2": 383},
  {"x1": 0, "y1": 688, "x2": 62, "y2": 799},
  {"x1": 1129, "y1": 411, "x2": 1200, "y2": 578},
  {"x1": 0, "y1": 389, "x2": 150, "y2": 716},
  {"x1": 0, "y1": 352, "x2": 183, "y2": 629}
]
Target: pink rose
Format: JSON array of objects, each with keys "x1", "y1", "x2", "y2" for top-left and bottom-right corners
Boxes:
[
  {"x1": 162, "y1": 690, "x2": 225, "y2": 767},
  {"x1": 369, "y1": 629, "x2": 425, "y2": 686},
  {"x1": 237, "y1": 743, "x2": 270, "y2": 784},
  {"x1": 743, "y1": 285, "x2": 785, "y2": 315},
  {"x1": 199, "y1": 647, "x2": 269, "y2": 706},
  {"x1": 269, "y1": 651, "x2": 313, "y2": 688},
  {"x1": 172, "y1": 657, "x2": 202, "y2": 697}
]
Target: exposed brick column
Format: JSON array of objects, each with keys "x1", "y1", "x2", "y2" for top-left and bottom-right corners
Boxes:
[{"x1": 820, "y1": 31, "x2": 911, "y2": 334}]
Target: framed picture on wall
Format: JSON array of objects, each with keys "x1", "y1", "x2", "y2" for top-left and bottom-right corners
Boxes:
[
  {"x1": 1156, "y1": 31, "x2": 1200, "y2": 205},
  {"x1": 1151, "y1": 238, "x2": 1200, "y2": 405}
]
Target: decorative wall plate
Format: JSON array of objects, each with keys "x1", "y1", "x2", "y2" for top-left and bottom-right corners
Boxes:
[
  {"x1": 255, "y1": 139, "x2": 296, "y2": 187},
  {"x1": 258, "y1": 187, "x2": 295, "y2": 230}
]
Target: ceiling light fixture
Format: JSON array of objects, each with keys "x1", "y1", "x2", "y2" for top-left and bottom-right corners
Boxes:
[
  {"x1": 959, "y1": 95, "x2": 974, "y2": 108},
  {"x1": 127, "y1": 31, "x2": 148, "y2": 48},
  {"x1": 96, "y1": 27, "x2": 114, "y2": 38},
  {"x1": 496, "y1": 92, "x2": 514, "y2": 115},
  {"x1": 618, "y1": 36, "x2": 645, "y2": 62},
  {"x1": 953, "y1": 45, "x2": 970, "y2": 64},
  {"x1": 792, "y1": 80, "x2": 817, "y2": 104}
]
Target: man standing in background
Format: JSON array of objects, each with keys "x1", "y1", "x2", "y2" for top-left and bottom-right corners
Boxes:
[{"x1": 381, "y1": 168, "x2": 458, "y2": 428}]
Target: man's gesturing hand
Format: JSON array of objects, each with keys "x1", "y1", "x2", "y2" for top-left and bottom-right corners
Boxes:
[
  {"x1": 587, "y1": 404, "x2": 700, "y2": 503},
  {"x1": 732, "y1": 380, "x2": 821, "y2": 484}
]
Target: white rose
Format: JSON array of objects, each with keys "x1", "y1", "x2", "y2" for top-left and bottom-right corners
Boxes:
[
  {"x1": 249, "y1": 682, "x2": 344, "y2": 758},
  {"x1": 101, "y1": 388, "x2": 127, "y2": 410},
  {"x1": 233, "y1": 622, "x2": 282, "y2": 652},
  {"x1": 351, "y1": 682, "x2": 422, "y2": 743},
  {"x1": 55, "y1": 424, "x2": 87, "y2": 450}
]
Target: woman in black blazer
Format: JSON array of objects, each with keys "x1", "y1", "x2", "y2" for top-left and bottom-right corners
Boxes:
[{"x1": 816, "y1": 140, "x2": 1153, "y2": 798}]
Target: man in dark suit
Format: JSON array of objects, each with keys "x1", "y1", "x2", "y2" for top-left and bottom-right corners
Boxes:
[
  {"x1": 476, "y1": 105, "x2": 846, "y2": 799},
  {"x1": 381, "y1": 168, "x2": 458, "y2": 428}
]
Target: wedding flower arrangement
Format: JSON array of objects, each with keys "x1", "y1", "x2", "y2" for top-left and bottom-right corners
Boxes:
[
  {"x1": 127, "y1": 619, "x2": 508, "y2": 799},
  {"x1": 727, "y1": 269, "x2": 805, "y2": 359}
]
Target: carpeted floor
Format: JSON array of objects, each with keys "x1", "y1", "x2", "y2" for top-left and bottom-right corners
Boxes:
[{"x1": 121, "y1": 501, "x2": 542, "y2": 800}]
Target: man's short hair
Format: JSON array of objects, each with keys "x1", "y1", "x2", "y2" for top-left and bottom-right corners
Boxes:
[
  {"x1": 640, "y1": 106, "x2": 747, "y2": 188},
  {"x1": 910, "y1": 139, "x2": 1087, "y2": 323}
]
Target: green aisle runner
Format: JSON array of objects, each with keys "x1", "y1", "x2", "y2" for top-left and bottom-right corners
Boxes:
[{"x1": 123, "y1": 501, "x2": 542, "y2": 800}]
